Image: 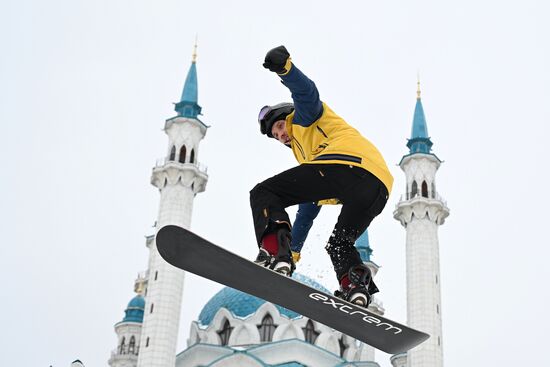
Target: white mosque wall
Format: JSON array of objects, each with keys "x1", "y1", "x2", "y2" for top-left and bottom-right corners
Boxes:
[
  {"x1": 185, "y1": 300, "x2": 376, "y2": 365},
  {"x1": 175, "y1": 344, "x2": 233, "y2": 367}
]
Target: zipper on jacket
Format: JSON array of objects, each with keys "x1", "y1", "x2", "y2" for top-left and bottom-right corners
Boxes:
[{"x1": 316, "y1": 126, "x2": 328, "y2": 138}]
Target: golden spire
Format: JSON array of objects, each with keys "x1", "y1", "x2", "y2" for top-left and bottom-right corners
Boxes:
[
  {"x1": 134, "y1": 272, "x2": 147, "y2": 295},
  {"x1": 416, "y1": 72, "x2": 421, "y2": 100},
  {"x1": 192, "y1": 35, "x2": 198, "y2": 63}
]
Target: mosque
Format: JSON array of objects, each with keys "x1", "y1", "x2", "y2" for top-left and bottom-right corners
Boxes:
[{"x1": 107, "y1": 46, "x2": 449, "y2": 367}]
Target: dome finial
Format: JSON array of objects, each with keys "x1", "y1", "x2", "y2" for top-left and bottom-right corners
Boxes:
[
  {"x1": 416, "y1": 72, "x2": 421, "y2": 100},
  {"x1": 134, "y1": 272, "x2": 147, "y2": 295},
  {"x1": 192, "y1": 35, "x2": 198, "y2": 63}
]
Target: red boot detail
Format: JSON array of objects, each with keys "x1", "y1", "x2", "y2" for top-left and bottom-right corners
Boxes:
[
  {"x1": 261, "y1": 233, "x2": 278, "y2": 256},
  {"x1": 340, "y1": 274, "x2": 351, "y2": 290}
]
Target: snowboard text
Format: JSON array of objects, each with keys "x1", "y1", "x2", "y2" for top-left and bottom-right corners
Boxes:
[{"x1": 309, "y1": 293, "x2": 402, "y2": 335}]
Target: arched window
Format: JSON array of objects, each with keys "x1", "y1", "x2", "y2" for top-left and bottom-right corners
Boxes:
[
  {"x1": 218, "y1": 319, "x2": 233, "y2": 346},
  {"x1": 339, "y1": 336, "x2": 348, "y2": 357},
  {"x1": 258, "y1": 314, "x2": 276, "y2": 342},
  {"x1": 302, "y1": 320, "x2": 319, "y2": 344},
  {"x1": 411, "y1": 181, "x2": 418, "y2": 198},
  {"x1": 169, "y1": 146, "x2": 176, "y2": 161},
  {"x1": 190, "y1": 149, "x2": 195, "y2": 164},
  {"x1": 422, "y1": 181, "x2": 429, "y2": 198},
  {"x1": 119, "y1": 337, "x2": 126, "y2": 354},
  {"x1": 179, "y1": 145, "x2": 186, "y2": 163},
  {"x1": 128, "y1": 336, "x2": 136, "y2": 354}
]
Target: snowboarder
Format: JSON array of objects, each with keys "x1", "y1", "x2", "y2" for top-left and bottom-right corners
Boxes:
[{"x1": 251, "y1": 45, "x2": 393, "y2": 306}]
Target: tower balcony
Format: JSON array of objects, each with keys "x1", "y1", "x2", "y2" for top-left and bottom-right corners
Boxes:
[
  {"x1": 394, "y1": 192, "x2": 450, "y2": 226},
  {"x1": 397, "y1": 192, "x2": 447, "y2": 206},
  {"x1": 154, "y1": 157, "x2": 208, "y2": 174},
  {"x1": 108, "y1": 349, "x2": 139, "y2": 366},
  {"x1": 136, "y1": 270, "x2": 149, "y2": 280},
  {"x1": 151, "y1": 158, "x2": 208, "y2": 193}
]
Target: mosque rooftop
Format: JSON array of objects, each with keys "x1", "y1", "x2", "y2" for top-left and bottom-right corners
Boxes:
[{"x1": 197, "y1": 273, "x2": 330, "y2": 326}]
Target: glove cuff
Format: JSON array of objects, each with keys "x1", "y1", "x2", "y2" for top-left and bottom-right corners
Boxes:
[{"x1": 277, "y1": 58, "x2": 293, "y2": 76}]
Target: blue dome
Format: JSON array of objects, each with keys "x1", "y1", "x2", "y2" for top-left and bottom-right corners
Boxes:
[
  {"x1": 128, "y1": 295, "x2": 145, "y2": 308},
  {"x1": 122, "y1": 295, "x2": 145, "y2": 323},
  {"x1": 198, "y1": 273, "x2": 331, "y2": 326}
]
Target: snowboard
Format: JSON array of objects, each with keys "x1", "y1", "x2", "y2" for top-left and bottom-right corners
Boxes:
[{"x1": 156, "y1": 225, "x2": 429, "y2": 354}]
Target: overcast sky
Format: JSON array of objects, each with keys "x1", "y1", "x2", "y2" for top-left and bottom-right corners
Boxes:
[{"x1": 1, "y1": 0, "x2": 549, "y2": 366}]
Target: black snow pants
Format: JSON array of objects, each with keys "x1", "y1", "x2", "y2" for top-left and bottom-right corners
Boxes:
[{"x1": 249, "y1": 163, "x2": 388, "y2": 281}]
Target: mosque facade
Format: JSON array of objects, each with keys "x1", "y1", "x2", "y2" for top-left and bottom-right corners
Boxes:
[{"x1": 108, "y1": 49, "x2": 449, "y2": 367}]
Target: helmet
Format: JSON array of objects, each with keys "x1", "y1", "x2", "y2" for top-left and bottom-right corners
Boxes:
[{"x1": 258, "y1": 102, "x2": 294, "y2": 138}]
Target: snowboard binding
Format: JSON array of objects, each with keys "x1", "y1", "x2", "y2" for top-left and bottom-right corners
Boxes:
[
  {"x1": 254, "y1": 226, "x2": 295, "y2": 276},
  {"x1": 254, "y1": 248, "x2": 295, "y2": 276},
  {"x1": 334, "y1": 264, "x2": 377, "y2": 307}
]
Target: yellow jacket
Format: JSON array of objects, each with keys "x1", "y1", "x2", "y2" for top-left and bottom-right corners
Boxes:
[{"x1": 285, "y1": 103, "x2": 393, "y2": 194}]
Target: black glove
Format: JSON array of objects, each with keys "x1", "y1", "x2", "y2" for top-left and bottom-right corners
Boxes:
[{"x1": 263, "y1": 45, "x2": 291, "y2": 74}]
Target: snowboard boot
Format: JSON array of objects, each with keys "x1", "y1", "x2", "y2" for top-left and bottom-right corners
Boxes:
[
  {"x1": 254, "y1": 226, "x2": 295, "y2": 276},
  {"x1": 254, "y1": 248, "x2": 272, "y2": 267},
  {"x1": 334, "y1": 264, "x2": 376, "y2": 308}
]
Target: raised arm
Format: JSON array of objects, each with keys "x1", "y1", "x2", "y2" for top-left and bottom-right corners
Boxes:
[{"x1": 263, "y1": 46, "x2": 323, "y2": 127}]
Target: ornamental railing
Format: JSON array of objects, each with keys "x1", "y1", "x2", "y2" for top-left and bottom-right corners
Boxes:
[
  {"x1": 398, "y1": 192, "x2": 447, "y2": 206},
  {"x1": 154, "y1": 157, "x2": 208, "y2": 174},
  {"x1": 109, "y1": 348, "x2": 139, "y2": 358}
]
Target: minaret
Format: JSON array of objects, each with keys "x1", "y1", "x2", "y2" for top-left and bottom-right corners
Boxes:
[
  {"x1": 354, "y1": 231, "x2": 385, "y2": 362},
  {"x1": 393, "y1": 81, "x2": 449, "y2": 367},
  {"x1": 108, "y1": 289, "x2": 145, "y2": 367},
  {"x1": 137, "y1": 44, "x2": 208, "y2": 367}
]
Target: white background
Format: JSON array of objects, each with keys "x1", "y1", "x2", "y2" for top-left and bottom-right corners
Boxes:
[{"x1": 1, "y1": 0, "x2": 549, "y2": 366}]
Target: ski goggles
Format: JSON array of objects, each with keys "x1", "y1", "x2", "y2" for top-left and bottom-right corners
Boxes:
[
  {"x1": 258, "y1": 105, "x2": 272, "y2": 123},
  {"x1": 258, "y1": 105, "x2": 275, "y2": 135}
]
